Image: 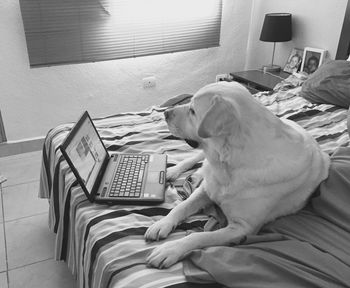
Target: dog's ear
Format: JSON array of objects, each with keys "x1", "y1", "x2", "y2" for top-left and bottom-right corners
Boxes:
[{"x1": 198, "y1": 95, "x2": 240, "y2": 138}]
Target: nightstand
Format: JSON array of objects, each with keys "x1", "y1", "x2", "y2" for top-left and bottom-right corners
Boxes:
[{"x1": 230, "y1": 70, "x2": 290, "y2": 93}]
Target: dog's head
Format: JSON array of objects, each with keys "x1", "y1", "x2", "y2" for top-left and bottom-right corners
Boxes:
[{"x1": 164, "y1": 82, "x2": 251, "y2": 148}]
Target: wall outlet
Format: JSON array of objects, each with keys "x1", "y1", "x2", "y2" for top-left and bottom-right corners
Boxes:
[{"x1": 142, "y1": 76, "x2": 156, "y2": 88}]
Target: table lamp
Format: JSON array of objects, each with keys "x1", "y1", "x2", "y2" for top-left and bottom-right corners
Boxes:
[{"x1": 260, "y1": 13, "x2": 292, "y2": 72}]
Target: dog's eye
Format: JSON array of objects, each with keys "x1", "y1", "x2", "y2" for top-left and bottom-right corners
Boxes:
[{"x1": 189, "y1": 108, "x2": 195, "y2": 115}]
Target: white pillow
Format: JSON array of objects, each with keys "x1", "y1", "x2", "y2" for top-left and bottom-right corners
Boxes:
[{"x1": 347, "y1": 54, "x2": 350, "y2": 61}]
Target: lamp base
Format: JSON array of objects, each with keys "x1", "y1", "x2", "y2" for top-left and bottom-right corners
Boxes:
[{"x1": 262, "y1": 65, "x2": 281, "y2": 73}]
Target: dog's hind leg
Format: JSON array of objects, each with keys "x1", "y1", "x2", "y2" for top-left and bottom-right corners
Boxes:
[{"x1": 167, "y1": 151, "x2": 205, "y2": 181}]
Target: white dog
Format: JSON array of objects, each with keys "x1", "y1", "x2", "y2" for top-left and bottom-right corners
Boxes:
[{"x1": 145, "y1": 81, "x2": 330, "y2": 269}]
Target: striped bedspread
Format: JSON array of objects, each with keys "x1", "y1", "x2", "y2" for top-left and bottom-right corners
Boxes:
[{"x1": 39, "y1": 85, "x2": 349, "y2": 288}]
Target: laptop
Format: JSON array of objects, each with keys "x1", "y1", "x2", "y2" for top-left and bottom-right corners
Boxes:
[{"x1": 59, "y1": 111, "x2": 167, "y2": 205}]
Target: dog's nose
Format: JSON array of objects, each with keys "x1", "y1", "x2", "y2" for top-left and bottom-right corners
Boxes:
[{"x1": 164, "y1": 108, "x2": 174, "y2": 121}]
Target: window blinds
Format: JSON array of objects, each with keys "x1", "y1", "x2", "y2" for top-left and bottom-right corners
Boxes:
[{"x1": 19, "y1": 0, "x2": 222, "y2": 67}]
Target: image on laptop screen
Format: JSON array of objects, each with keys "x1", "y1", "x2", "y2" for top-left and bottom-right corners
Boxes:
[{"x1": 65, "y1": 116, "x2": 107, "y2": 194}]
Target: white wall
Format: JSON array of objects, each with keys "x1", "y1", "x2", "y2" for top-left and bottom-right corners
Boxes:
[
  {"x1": 0, "y1": 0, "x2": 348, "y2": 141},
  {"x1": 246, "y1": 0, "x2": 348, "y2": 70},
  {"x1": 0, "y1": 0, "x2": 252, "y2": 141}
]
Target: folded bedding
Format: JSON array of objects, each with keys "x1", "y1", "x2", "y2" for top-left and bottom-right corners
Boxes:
[
  {"x1": 300, "y1": 60, "x2": 350, "y2": 108},
  {"x1": 39, "y1": 82, "x2": 350, "y2": 288}
]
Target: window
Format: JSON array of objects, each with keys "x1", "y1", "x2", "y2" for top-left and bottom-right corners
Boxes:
[{"x1": 19, "y1": 0, "x2": 222, "y2": 67}]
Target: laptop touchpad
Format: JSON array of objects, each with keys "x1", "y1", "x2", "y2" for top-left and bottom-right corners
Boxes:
[{"x1": 148, "y1": 172, "x2": 160, "y2": 183}]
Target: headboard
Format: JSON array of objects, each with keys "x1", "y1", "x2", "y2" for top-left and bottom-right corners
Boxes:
[{"x1": 336, "y1": 0, "x2": 350, "y2": 59}]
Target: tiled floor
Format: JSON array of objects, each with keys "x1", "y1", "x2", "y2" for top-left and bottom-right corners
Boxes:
[{"x1": 0, "y1": 151, "x2": 76, "y2": 288}]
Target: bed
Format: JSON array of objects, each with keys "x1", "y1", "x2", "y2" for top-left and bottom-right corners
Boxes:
[{"x1": 39, "y1": 6, "x2": 350, "y2": 288}]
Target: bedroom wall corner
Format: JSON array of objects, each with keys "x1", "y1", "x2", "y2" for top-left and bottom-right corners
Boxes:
[
  {"x1": 245, "y1": 0, "x2": 348, "y2": 70},
  {"x1": 0, "y1": 0, "x2": 252, "y2": 143}
]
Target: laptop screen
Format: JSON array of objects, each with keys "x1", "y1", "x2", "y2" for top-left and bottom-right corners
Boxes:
[{"x1": 64, "y1": 114, "x2": 108, "y2": 195}]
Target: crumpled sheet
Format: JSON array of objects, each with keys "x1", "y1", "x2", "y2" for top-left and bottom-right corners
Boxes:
[{"x1": 182, "y1": 147, "x2": 350, "y2": 288}]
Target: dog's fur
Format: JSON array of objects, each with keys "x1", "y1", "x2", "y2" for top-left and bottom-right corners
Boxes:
[{"x1": 145, "y1": 81, "x2": 330, "y2": 269}]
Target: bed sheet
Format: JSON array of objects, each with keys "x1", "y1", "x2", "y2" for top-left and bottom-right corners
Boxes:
[
  {"x1": 184, "y1": 146, "x2": 350, "y2": 288},
  {"x1": 39, "y1": 86, "x2": 349, "y2": 288}
]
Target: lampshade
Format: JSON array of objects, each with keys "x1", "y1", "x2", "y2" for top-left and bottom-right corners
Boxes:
[{"x1": 260, "y1": 13, "x2": 292, "y2": 42}]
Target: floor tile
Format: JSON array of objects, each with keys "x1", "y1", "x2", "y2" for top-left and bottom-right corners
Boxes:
[
  {"x1": 2, "y1": 182, "x2": 48, "y2": 222},
  {"x1": 0, "y1": 224, "x2": 7, "y2": 272},
  {"x1": 0, "y1": 151, "x2": 42, "y2": 187},
  {"x1": 5, "y1": 214, "x2": 54, "y2": 270},
  {"x1": 8, "y1": 259, "x2": 75, "y2": 288},
  {"x1": 0, "y1": 272, "x2": 8, "y2": 288}
]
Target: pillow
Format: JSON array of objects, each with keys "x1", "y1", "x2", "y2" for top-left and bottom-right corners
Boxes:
[{"x1": 300, "y1": 60, "x2": 350, "y2": 108}]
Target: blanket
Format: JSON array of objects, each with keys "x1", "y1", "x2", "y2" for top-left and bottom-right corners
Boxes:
[{"x1": 184, "y1": 147, "x2": 350, "y2": 288}]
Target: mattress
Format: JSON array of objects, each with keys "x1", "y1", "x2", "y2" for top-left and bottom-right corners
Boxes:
[{"x1": 39, "y1": 84, "x2": 349, "y2": 288}]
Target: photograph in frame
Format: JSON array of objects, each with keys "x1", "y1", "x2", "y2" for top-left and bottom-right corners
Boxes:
[
  {"x1": 300, "y1": 47, "x2": 327, "y2": 74},
  {"x1": 283, "y1": 48, "x2": 303, "y2": 73}
]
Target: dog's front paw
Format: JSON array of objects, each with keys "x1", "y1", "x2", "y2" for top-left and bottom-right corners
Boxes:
[
  {"x1": 146, "y1": 240, "x2": 185, "y2": 269},
  {"x1": 166, "y1": 166, "x2": 182, "y2": 182},
  {"x1": 144, "y1": 218, "x2": 176, "y2": 242}
]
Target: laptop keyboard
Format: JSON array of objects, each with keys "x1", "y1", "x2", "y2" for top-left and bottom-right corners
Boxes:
[{"x1": 109, "y1": 154, "x2": 149, "y2": 198}]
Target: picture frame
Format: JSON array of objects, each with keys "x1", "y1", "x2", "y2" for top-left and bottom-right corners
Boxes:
[
  {"x1": 300, "y1": 47, "x2": 327, "y2": 74},
  {"x1": 283, "y1": 48, "x2": 303, "y2": 73}
]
